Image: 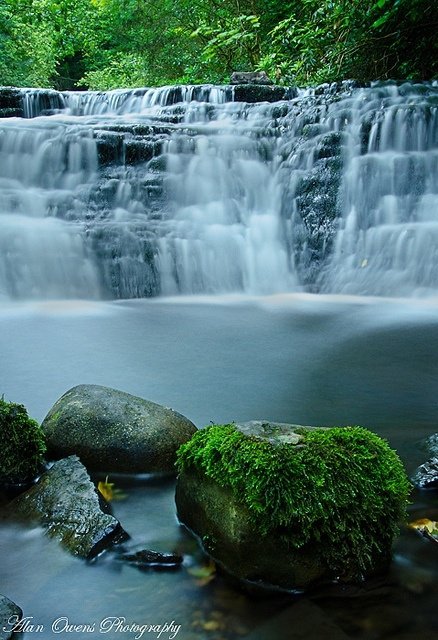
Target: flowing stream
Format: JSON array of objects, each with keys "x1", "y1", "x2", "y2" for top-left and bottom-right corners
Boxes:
[{"x1": 0, "y1": 82, "x2": 438, "y2": 639}]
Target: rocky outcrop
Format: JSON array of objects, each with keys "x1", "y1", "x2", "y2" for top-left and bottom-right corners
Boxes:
[
  {"x1": 233, "y1": 84, "x2": 293, "y2": 103},
  {"x1": 4, "y1": 456, "x2": 127, "y2": 558},
  {"x1": 42, "y1": 385, "x2": 197, "y2": 473},
  {"x1": 0, "y1": 595, "x2": 22, "y2": 640},
  {"x1": 176, "y1": 422, "x2": 410, "y2": 592},
  {"x1": 0, "y1": 88, "x2": 24, "y2": 118}
]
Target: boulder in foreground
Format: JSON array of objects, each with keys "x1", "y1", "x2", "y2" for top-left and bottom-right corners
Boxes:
[
  {"x1": 0, "y1": 595, "x2": 22, "y2": 640},
  {"x1": 176, "y1": 422, "x2": 411, "y2": 592},
  {"x1": 42, "y1": 385, "x2": 197, "y2": 473},
  {"x1": 5, "y1": 456, "x2": 127, "y2": 558}
]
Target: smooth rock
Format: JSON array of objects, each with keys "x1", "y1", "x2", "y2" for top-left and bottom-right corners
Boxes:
[
  {"x1": 0, "y1": 595, "x2": 22, "y2": 640},
  {"x1": 5, "y1": 456, "x2": 127, "y2": 558},
  {"x1": 42, "y1": 384, "x2": 197, "y2": 473}
]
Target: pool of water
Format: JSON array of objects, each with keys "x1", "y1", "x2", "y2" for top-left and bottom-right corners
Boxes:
[{"x1": 1, "y1": 294, "x2": 437, "y2": 639}]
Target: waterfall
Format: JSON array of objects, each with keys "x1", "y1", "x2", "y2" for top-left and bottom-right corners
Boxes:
[
  {"x1": 319, "y1": 82, "x2": 438, "y2": 296},
  {"x1": 0, "y1": 81, "x2": 437, "y2": 300}
]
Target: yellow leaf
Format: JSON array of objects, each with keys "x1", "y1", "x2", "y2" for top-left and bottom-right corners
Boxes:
[
  {"x1": 97, "y1": 476, "x2": 126, "y2": 501},
  {"x1": 409, "y1": 518, "x2": 438, "y2": 535}
]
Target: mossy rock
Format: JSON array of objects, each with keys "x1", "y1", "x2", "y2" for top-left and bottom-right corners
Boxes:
[
  {"x1": 176, "y1": 422, "x2": 411, "y2": 592},
  {"x1": 42, "y1": 384, "x2": 197, "y2": 474},
  {"x1": 0, "y1": 397, "x2": 46, "y2": 485}
]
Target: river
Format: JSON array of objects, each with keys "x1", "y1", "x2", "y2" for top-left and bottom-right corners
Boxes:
[{"x1": 1, "y1": 293, "x2": 437, "y2": 639}]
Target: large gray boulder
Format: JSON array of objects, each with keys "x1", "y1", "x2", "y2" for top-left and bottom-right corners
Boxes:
[
  {"x1": 5, "y1": 456, "x2": 127, "y2": 558},
  {"x1": 0, "y1": 595, "x2": 22, "y2": 640},
  {"x1": 176, "y1": 421, "x2": 410, "y2": 592},
  {"x1": 42, "y1": 385, "x2": 197, "y2": 474}
]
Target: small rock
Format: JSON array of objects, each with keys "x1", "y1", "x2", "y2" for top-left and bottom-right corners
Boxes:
[
  {"x1": 0, "y1": 595, "x2": 23, "y2": 640},
  {"x1": 42, "y1": 384, "x2": 197, "y2": 473},
  {"x1": 4, "y1": 456, "x2": 128, "y2": 558},
  {"x1": 412, "y1": 457, "x2": 438, "y2": 489},
  {"x1": 120, "y1": 549, "x2": 183, "y2": 569},
  {"x1": 230, "y1": 71, "x2": 273, "y2": 85}
]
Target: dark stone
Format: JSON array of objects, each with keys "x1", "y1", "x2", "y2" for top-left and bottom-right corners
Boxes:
[
  {"x1": 0, "y1": 107, "x2": 24, "y2": 118},
  {"x1": 176, "y1": 468, "x2": 329, "y2": 593},
  {"x1": 0, "y1": 88, "x2": 23, "y2": 116},
  {"x1": 4, "y1": 456, "x2": 128, "y2": 558},
  {"x1": 412, "y1": 457, "x2": 438, "y2": 489},
  {"x1": 230, "y1": 71, "x2": 273, "y2": 85},
  {"x1": 120, "y1": 549, "x2": 183, "y2": 569},
  {"x1": 281, "y1": 132, "x2": 344, "y2": 288},
  {"x1": 0, "y1": 595, "x2": 22, "y2": 640},
  {"x1": 42, "y1": 384, "x2": 197, "y2": 474},
  {"x1": 233, "y1": 84, "x2": 288, "y2": 103}
]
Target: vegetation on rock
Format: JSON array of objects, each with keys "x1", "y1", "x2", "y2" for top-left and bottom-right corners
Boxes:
[
  {"x1": 0, "y1": 396, "x2": 46, "y2": 484},
  {"x1": 177, "y1": 424, "x2": 411, "y2": 576}
]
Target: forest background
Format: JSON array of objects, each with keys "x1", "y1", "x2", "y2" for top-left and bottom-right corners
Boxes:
[{"x1": 0, "y1": 0, "x2": 436, "y2": 90}]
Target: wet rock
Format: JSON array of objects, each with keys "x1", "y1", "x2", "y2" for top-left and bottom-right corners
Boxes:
[
  {"x1": 42, "y1": 384, "x2": 197, "y2": 473},
  {"x1": 120, "y1": 549, "x2": 183, "y2": 569},
  {"x1": 0, "y1": 88, "x2": 24, "y2": 118},
  {"x1": 176, "y1": 422, "x2": 410, "y2": 592},
  {"x1": 412, "y1": 457, "x2": 438, "y2": 489},
  {"x1": 281, "y1": 131, "x2": 344, "y2": 288},
  {"x1": 233, "y1": 84, "x2": 290, "y2": 103},
  {"x1": 0, "y1": 595, "x2": 22, "y2": 640},
  {"x1": 230, "y1": 71, "x2": 273, "y2": 85},
  {"x1": 5, "y1": 456, "x2": 127, "y2": 558}
]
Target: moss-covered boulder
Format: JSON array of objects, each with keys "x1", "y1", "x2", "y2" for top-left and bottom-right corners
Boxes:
[
  {"x1": 175, "y1": 421, "x2": 411, "y2": 592},
  {"x1": 0, "y1": 397, "x2": 46, "y2": 486},
  {"x1": 42, "y1": 384, "x2": 197, "y2": 473}
]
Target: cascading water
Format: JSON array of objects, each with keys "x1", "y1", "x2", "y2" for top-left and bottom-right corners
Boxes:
[
  {"x1": 319, "y1": 83, "x2": 438, "y2": 296},
  {"x1": 0, "y1": 81, "x2": 437, "y2": 300}
]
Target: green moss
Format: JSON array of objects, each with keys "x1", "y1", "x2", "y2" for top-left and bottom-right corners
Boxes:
[
  {"x1": 0, "y1": 397, "x2": 46, "y2": 484},
  {"x1": 176, "y1": 424, "x2": 411, "y2": 576}
]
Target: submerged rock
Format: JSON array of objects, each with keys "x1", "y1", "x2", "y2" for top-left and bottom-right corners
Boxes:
[
  {"x1": 412, "y1": 457, "x2": 438, "y2": 489},
  {"x1": 176, "y1": 422, "x2": 410, "y2": 592},
  {"x1": 0, "y1": 595, "x2": 22, "y2": 640},
  {"x1": 5, "y1": 456, "x2": 127, "y2": 558},
  {"x1": 42, "y1": 384, "x2": 197, "y2": 473}
]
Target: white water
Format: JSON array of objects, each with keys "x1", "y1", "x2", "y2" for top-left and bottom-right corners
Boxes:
[
  {"x1": 321, "y1": 83, "x2": 438, "y2": 295},
  {"x1": 0, "y1": 82, "x2": 437, "y2": 300}
]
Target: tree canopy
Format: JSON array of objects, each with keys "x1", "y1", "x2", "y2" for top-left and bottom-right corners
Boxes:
[{"x1": 1, "y1": 0, "x2": 436, "y2": 89}]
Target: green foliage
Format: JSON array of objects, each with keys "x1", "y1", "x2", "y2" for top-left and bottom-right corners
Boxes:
[
  {"x1": 0, "y1": 397, "x2": 46, "y2": 484},
  {"x1": 177, "y1": 424, "x2": 411, "y2": 575},
  {"x1": 0, "y1": 0, "x2": 436, "y2": 89}
]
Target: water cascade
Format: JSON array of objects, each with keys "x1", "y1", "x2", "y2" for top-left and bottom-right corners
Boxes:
[{"x1": 0, "y1": 81, "x2": 436, "y2": 300}]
